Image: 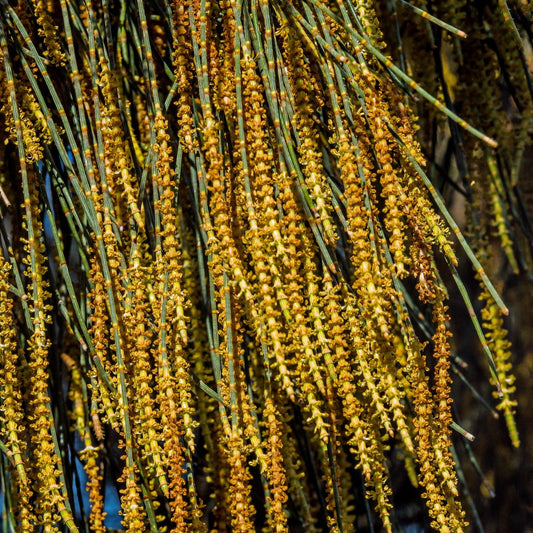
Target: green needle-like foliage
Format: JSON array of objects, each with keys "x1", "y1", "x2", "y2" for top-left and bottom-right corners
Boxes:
[{"x1": 0, "y1": 1, "x2": 530, "y2": 532}]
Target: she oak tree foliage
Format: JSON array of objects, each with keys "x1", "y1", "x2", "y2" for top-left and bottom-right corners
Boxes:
[{"x1": 0, "y1": 0, "x2": 531, "y2": 531}]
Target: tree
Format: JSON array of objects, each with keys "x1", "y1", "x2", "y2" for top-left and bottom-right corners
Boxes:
[{"x1": 0, "y1": 1, "x2": 530, "y2": 531}]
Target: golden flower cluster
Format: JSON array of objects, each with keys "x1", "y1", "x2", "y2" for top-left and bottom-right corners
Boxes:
[
  {"x1": 0, "y1": 254, "x2": 34, "y2": 532},
  {"x1": 0, "y1": 1, "x2": 527, "y2": 532}
]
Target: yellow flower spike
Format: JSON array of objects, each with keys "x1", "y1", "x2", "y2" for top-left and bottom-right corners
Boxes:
[
  {"x1": 431, "y1": 297, "x2": 454, "y2": 433},
  {"x1": 226, "y1": 430, "x2": 257, "y2": 533},
  {"x1": 157, "y1": 368, "x2": 190, "y2": 528},
  {"x1": 86, "y1": 255, "x2": 121, "y2": 429},
  {"x1": 30, "y1": 0, "x2": 65, "y2": 66},
  {"x1": 423, "y1": 206, "x2": 457, "y2": 266},
  {"x1": 298, "y1": 335, "x2": 327, "y2": 397},
  {"x1": 340, "y1": 135, "x2": 395, "y2": 340},
  {"x1": 0, "y1": 255, "x2": 35, "y2": 532},
  {"x1": 119, "y1": 462, "x2": 148, "y2": 532},
  {"x1": 266, "y1": 175, "x2": 319, "y2": 397},
  {"x1": 320, "y1": 279, "x2": 380, "y2": 462},
  {"x1": 282, "y1": 25, "x2": 338, "y2": 247},
  {"x1": 199, "y1": 137, "x2": 238, "y2": 270},
  {"x1": 319, "y1": 271, "x2": 350, "y2": 377},
  {"x1": 174, "y1": 351, "x2": 198, "y2": 451},
  {"x1": 172, "y1": 0, "x2": 199, "y2": 153},
  {"x1": 79, "y1": 445, "x2": 107, "y2": 533},
  {"x1": 432, "y1": 444, "x2": 460, "y2": 498},
  {"x1": 61, "y1": 351, "x2": 90, "y2": 443},
  {"x1": 343, "y1": 403, "x2": 394, "y2": 532},
  {"x1": 263, "y1": 396, "x2": 289, "y2": 533},
  {"x1": 89, "y1": 372, "x2": 121, "y2": 432},
  {"x1": 237, "y1": 56, "x2": 303, "y2": 337},
  {"x1": 304, "y1": 261, "x2": 339, "y2": 384},
  {"x1": 239, "y1": 63, "x2": 286, "y2": 253},
  {"x1": 479, "y1": 285, "x2": 520, "y2": 447},
  {"x1": 150, "y1": 114, "x2": 198, "y2": 491},
  {"x1": 198, "y1": 139, "x2": 258, "y2": 324},
  {"x1": 300, "y1": 382, "x2": 330, "y2": 444},
  {"x1": 407, "y1": 340, "x2": 467, "y2": 532},
  {"x1": 351, "y1": 0, "x2": 386, "y2": 50},
  {"x1": 486, "y1": 156, "x2": 519, "y2": 274},
  {"x1": 99, "y1": 57, "x2": 146, "y2": 241},
  {"x1": 180, "y1": 211, "x2": 214, "y2": 388},
  {"x1": 16, "y1": 169, "x2": 78, "y2": 531},
  {"x1": 428, "y1": 297, "x2": 466, "y2": 509},
  {"x1": 253, "y1": 276, "x2": 297, "y2": 399},
  {"x1": 0, "y1": 70, "x2": 48, "y2": 163},
  {"x1": 369, "y1": 111, "x2": 410, "y2": 277},
  {"x1": 384, "y1": 380, "x2": 415, "y2": 454},
  {"x1": 344, "y1": 297, "x2": 395, "y2": 438},
  {"x1": 121, "y1": 251, "x2": 168, "y2": 496},
  {"x1": 399, "y1": 175, "x2": 458, "y2": 275}
]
